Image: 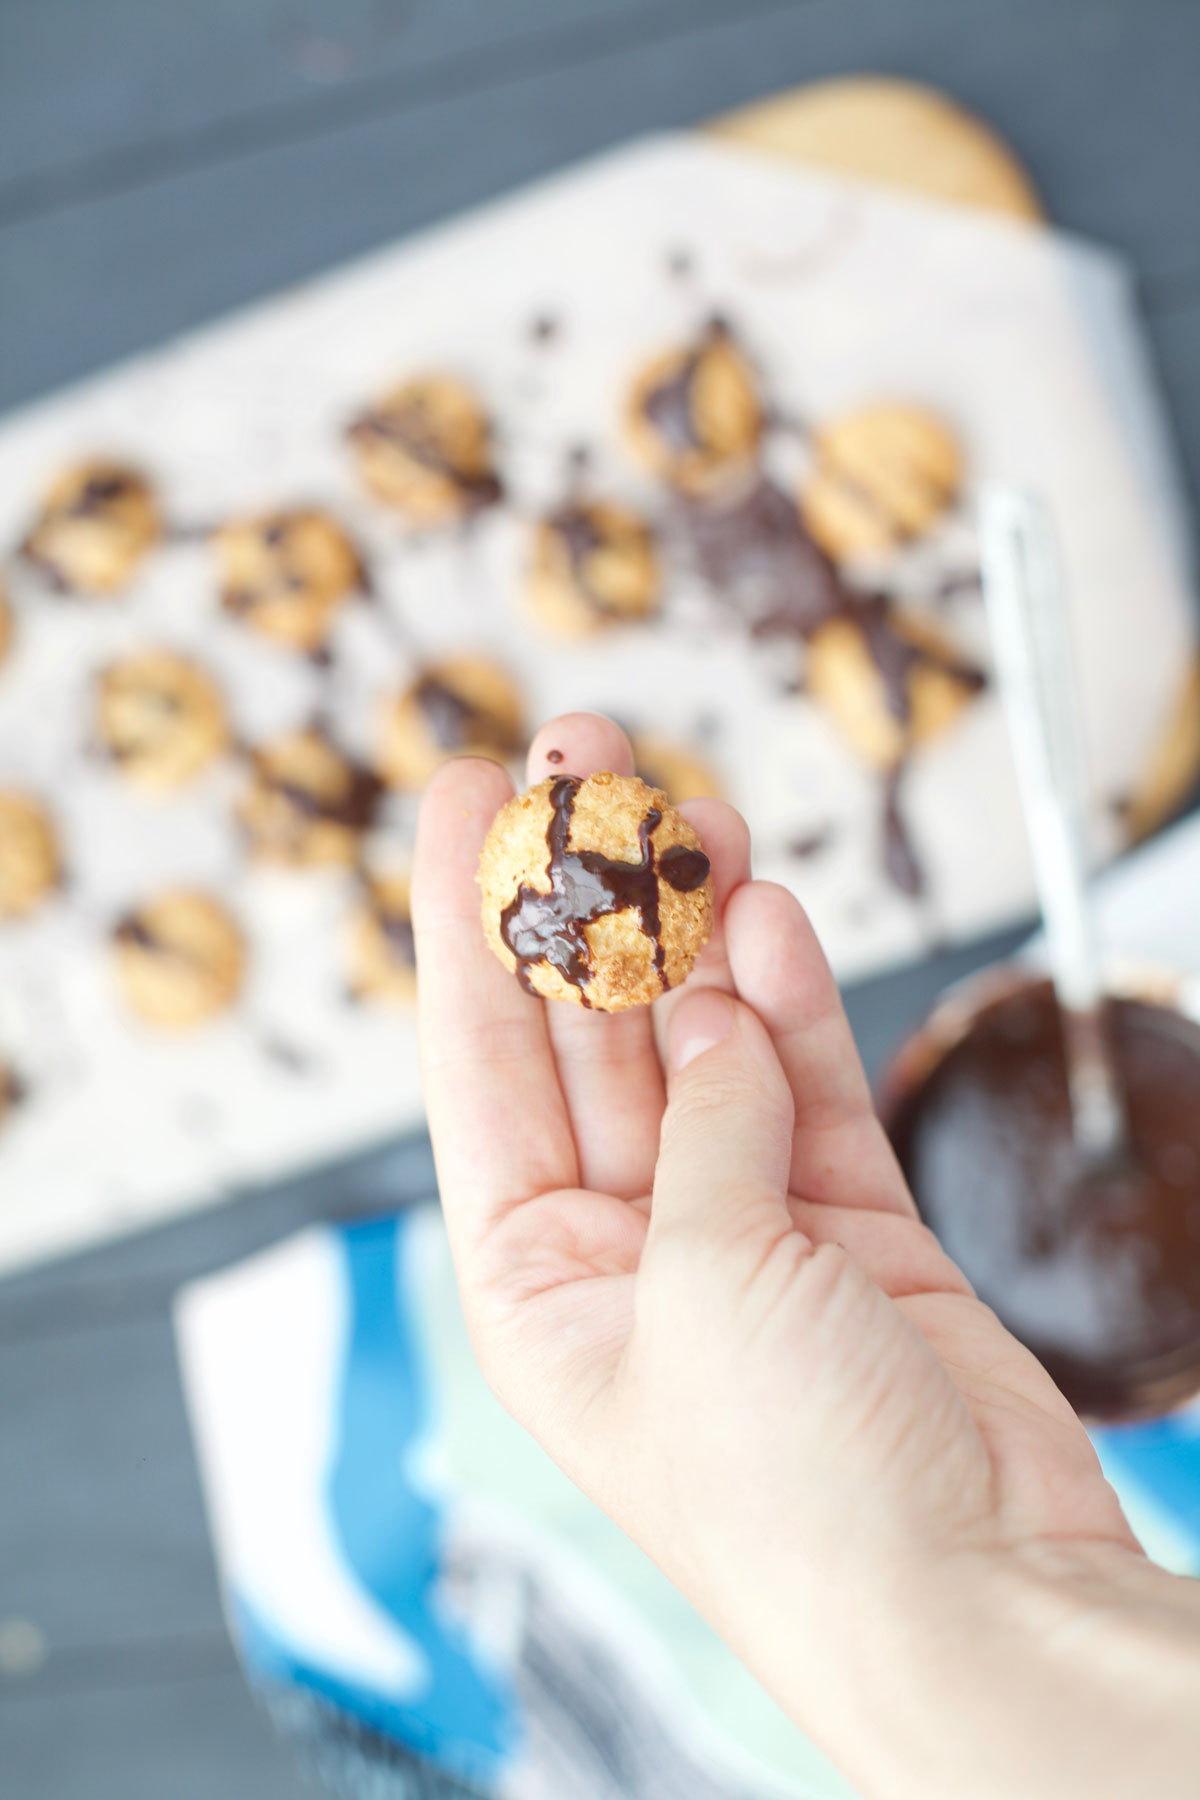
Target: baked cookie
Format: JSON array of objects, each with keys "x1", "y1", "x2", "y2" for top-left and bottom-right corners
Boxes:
[
  {"x1": 216, "y1": 508, "x2": 365, "y2": 654},
  {"x1": 806, "y1": 599, "x2": 984, "y2": 770},
  {"x1": 96, "y1": 649, "x2": 228, "y2": 791},
  {"x1": 0, "y1": 580, "x2": 13, "y2": 667},
  {"x1": 346, "y1": 376, "x2": 502, "y2": 525},
  {"x1": 708, "y1": 77, "x2": 1043, "y2": 223},
  {"x1": 237, "y1": 729, "x2": 380, "y2": 868},
  {"x1": 0, "y1": 791, "x2": 61, "y2": 919},
  {"x1": 377, "y1": 656, "x2": 525, "y2": 790},
  {"x1": 20, "y1": 460, "x2": 161, "y2": 594},
  {"x1": 113, "y1": 889, "x2": 245, "y2": 1029},
  {"x1": 347, "y1": 874, "x2": 417, "y2": 1006},
  {"x1": 802, "y1": 405, "x2": 962, "y2": 561},
  {"x1": 631, "y1": 733, "x2": 723, "y2": 804},
  {"x1": 527, "y1": 500, "x2": 659, "y2": 636},
  {"x1": 626, "y1": 321, "x2": 762, "y2": 495},
  {"x1": 479, "y1": 771, "x2": 714, "y2": 1012}
]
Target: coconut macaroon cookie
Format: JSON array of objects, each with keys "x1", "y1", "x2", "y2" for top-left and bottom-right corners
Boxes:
[
  {"x1": 238, "y1": 728, "x2": 380, "y2": 867},
  {"x1": 626, "y1": 319, "x2": 762, "y2": 495},
  {"x1": 479, "y1": 772, "x2": 713, "y2": 1012},
  {"x1": 347, "y1": 874, "x2": 417, "y2": 1006},
  {"x1": 96, "y1": 649, "x2": 228, "y2": 791},
  {"x1": 0, "y1": 790, "x2": 62, "y2": 919},
  {"x1": 527, "y1": 500, "x2": 660, "y2": 636},
  {"x1": 216, "y1": 507, "x2": 366, "y2": 654},
  {"x1": 113, "y1": 889, "x2": 245, "y2": 1029},
  {"x1": 801, "y1": 404, "x2": 962, "y2": 562},
  {"x1": 346, "y1": 375, "x2": 501, "y2": 525},
  {"x1": 377, "y1": 656, "x2": 525, "y2": 790},
  {"x1": 632, "y1": 732, "x2": 723, "y2": 805},
  {"x1": 20, "y1": 459, "x2": 162, "y2": 594},
  {"x1": 807, "y1": 598, "x2": 985, "y2": 770}
]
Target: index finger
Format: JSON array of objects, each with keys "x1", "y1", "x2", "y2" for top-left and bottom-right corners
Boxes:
[{"x1": 413, "y1": 756, "x2": 579, "y2": 1261}]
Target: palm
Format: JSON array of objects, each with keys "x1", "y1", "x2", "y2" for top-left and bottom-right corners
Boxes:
[{"x1": 416, "y1": 714, "x2": 1137, "y2": 1594}]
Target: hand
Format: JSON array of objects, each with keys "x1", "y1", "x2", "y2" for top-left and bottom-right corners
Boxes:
[{"x1": 414, "y1": 713, "x2": 1200, "y2": 1800}]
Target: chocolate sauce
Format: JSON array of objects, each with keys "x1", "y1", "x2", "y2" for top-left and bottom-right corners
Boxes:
[
  {"x1": 890, "y1": 983, "x2": 1200, "y2": 1418},
  {"x1": 882, "y1": 770, "x2": 924, "y2": 898},
  {"x1": 71, "y1": 472, "x2": 133, "y2": 515},
  {"x1": 643, "y1": 318, "x2": 731, "y2": 453},
  {"x1": 348, "y1": 403, "x2": 502, "y2": 512},
  {"x1": 499, "y1": 776, "x2": 709, "y2": 1005},
  {"x1": 546, "y1": 504, "x2": 635, "y2": 616},
  {"x1": 267, "y1": 763, "x2": 381, "y2": 833},
  {"x1": 658, "y1": 844, "x2": 711, "y2": 892},
  {"x1": 114, "y1": 914, "x2": 160, "y2": 952},
  {"x1": 546, "y1": 749, "x2": 564, "y2": 766},
  {"x1": 788, "y1": 825, "x2": 834, "y2": 861},
  {"x1": 680, "y1": 475, "x2": 844, "y2": 641},
  {"x1": 644, "y1": 351, "x2": 705, "y2": 453},
  {"x1": 413, "y1": 675, "x2": 507, "y2": 755}
]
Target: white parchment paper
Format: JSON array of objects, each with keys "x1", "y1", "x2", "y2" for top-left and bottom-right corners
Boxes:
[{"x1": 0, "y1": 135, "x2": 1192, "y2": 1272}]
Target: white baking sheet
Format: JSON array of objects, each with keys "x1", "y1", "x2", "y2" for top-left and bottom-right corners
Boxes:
[{"x1": 0, "y1": 134, "x2": 1192, "y2": 1273}]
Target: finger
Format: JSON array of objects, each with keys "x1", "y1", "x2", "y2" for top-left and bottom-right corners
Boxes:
[
  {"x1": 414, "y1": 756, "x2": 578, "y2": 1263},
  {"x1": 651, "y1": 797, "x2": 751, "y2": 1061},
  {"x1": 725, "y1": 882, "x2": 915, "y2": 1217},
  {"x1": 527, "y1": 711, "x2": 636, "y2": 786},
  {"x1": 787, "y1": 1198, "x2": 973, "y2": 1301},
  {"x1": 648, "y1": 988, "x2": 795, "y2": 1264},
  {"x1": 522, "y1": 712, "x2": 666, "y2": 1197}
]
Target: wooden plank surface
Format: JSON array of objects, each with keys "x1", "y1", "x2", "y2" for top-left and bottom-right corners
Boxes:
[{"x1": 2, "y1": 2, "x2": 1199, "y2": 1794}]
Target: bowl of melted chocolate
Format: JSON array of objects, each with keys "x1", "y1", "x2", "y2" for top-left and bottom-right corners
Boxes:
[{"x1": 883, "y1": 967, "x2": 1200, "y2": 1421}]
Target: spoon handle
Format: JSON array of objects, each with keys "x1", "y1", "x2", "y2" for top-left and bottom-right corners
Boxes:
[{"x1": 980, "y1": 487, "x2": 1127, "y2": 1159}]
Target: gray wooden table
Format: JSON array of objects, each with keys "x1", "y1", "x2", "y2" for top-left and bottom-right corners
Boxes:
[{"x1": 2, "y1": 3, "x2": 1198, "y2": 1795}]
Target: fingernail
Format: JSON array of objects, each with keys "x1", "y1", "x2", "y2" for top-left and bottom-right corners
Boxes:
[{"x1": 670, "y1": 990, "x2": 734, "y2": 1073}]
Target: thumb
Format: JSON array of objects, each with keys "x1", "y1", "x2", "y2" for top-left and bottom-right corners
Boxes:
[{"x1": 648, "y1": 989, "x2": 795, "y2": 1255}]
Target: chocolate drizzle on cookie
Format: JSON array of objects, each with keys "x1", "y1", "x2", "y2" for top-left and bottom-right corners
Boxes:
[
  {"x1": 500, "y1": 776, "x2": 710, "y2": 1006},
  {"x1": 642, "y1": 317, "x2": 730, "y2": 453},
  {"x1": 348, "y1": 399, "x2": 502, "y2": 512},
  {"x1": 413, "y1": 674, "x2": 521, "y2": 757},
  {"x1": 266, "y1": 762, "x2": 382, "y2": 834}
]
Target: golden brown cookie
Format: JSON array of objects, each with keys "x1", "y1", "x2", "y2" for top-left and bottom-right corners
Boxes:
[
  {"x1": 20, "y1": 460, "x2": 161, "y2": 594},
  {"x1": 626, "y1": 321, "x2": 762, "y2": 495},
  {"x1": 527, "y1": 500, "x2": 660, "y2": 637},
  {"x1": 708, "y1": 77, "x2": 1043, "y2": 223},
  {"x1": 216, "y1": 508, "x2": 365, "y2": 654},
  {"x1": 631, "y1": 733, "x2": 723, "y2": 805},
  {"x1": 346, "y1": 376, "x2": 501, "y2": 525},
  {"x1": 113, "y1": 889, "x2": 245, "y2": 1029},
  {"x1": 347, "y1": 874, "x2": 417, "y2": 1006},
  {"x1": 96, "y1": 649, "x2": 228, "y2": 792},
  {"x1": 0, "y1": 791, "x2": 61, "y2": 919},
  {"x1": 237, "y1": 729, "x2": 380, "y2": 868},
  {"x1": 479, "y1": 772, "x2": 714, "y2": 1012},
  {"x1": 806, "y1": 600, "x2": 984, "y2": 770},
  {"x1": 802, "y1": 405, "x2": 962, "y2": 561},
  {"x1": 377, "y1": 656, "x2": 525, "y2": 790},
  {"x1": 1118, "y1": 656, "x2": 1200, "y2": 844}
]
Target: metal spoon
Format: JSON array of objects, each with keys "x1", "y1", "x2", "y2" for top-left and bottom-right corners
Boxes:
[{"x1": 979, "y1": 487, "x2": 1128, "y2": 1163}]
